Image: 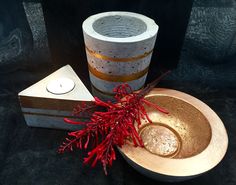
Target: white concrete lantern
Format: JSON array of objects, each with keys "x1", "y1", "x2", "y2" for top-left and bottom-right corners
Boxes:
[{"x1": 83, "y1": 11, "x2": 159, "y2": 94}]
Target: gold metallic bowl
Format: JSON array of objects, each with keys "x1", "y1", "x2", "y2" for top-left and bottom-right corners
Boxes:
[{"x1": 119, "y1": 88, "x2": 228, "y2": 182}]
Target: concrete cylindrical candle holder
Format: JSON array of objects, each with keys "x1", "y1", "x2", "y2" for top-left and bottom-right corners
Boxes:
[{"x1": 82, "y1": 11, "x2": 158, "y2": 94}]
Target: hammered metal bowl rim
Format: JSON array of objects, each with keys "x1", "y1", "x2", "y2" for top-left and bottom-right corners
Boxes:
[{"x1": 119, "y1": 88, "x2": 228, "y2": 177}]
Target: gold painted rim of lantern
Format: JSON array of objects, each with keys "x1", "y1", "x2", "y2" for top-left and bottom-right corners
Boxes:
[{"x1": 119, "y1": 88, "x2": 228, "y2": 177}]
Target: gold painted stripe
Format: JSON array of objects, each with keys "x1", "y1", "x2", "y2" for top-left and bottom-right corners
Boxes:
[
  {"x1": 23, "y1": 111, "x2": 77, "y2": 118},
  {"x1": 19, "y1": 96, "x2": 94, "y2": 110},
  {"x1": 88, "y1": 63, "x2": 149, "y2": 82},
  {"x1": 85, "y1": 46, "x2": 153, "y2": 62},
  {"x1": 23, "y1": 111, "x2": 91, "y2": 119}
]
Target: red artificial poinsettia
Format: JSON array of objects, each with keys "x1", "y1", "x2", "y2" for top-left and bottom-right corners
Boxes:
[{"x1": 58, "y1": 71, "x2": 169, "y2": 174}]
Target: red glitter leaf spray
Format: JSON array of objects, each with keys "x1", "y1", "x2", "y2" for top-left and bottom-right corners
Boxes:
[{"x1": 58, "y1": 71, "x2": 170, "y2": 174}]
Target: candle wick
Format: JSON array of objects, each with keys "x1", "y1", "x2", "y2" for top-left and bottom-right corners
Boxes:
[{"x1": 60, "y1": 84, "x2": 62, "y2": 88}]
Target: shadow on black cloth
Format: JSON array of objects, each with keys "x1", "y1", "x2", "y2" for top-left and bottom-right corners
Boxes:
[{"x1": 0, "y1": 0, "x2": 236, "y2": 185}]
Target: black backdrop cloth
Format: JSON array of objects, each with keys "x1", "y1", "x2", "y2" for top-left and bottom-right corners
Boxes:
[{"x1": 0, "y1": 0, "x2": 236, "y2": 185}]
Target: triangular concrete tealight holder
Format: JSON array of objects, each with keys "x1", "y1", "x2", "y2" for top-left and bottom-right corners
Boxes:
[{"x1": 18, "y1": 65, "x2": 94, "y2": 130}]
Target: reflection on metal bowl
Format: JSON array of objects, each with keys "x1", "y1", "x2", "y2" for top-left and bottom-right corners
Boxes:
[{"x1": 119, "y1": 88, "x2": 228, "y2": 182}]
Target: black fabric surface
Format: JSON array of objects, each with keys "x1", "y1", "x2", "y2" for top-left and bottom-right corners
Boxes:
[{"x1": 0, "y1": 0, "x2": 236, "y2": 185}]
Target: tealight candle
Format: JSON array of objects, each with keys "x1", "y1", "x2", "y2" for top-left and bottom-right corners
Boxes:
[{"x1": 46, "y1": 77, "x2": 75, "y2": 95}]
